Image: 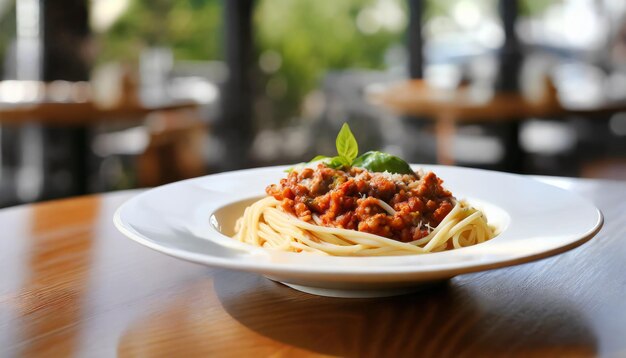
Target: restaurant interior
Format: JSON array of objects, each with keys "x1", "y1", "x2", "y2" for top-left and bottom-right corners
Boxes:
[
  {"x1": 3, "y1": 1, "x2": 626, "y2": 356},
  {"x1": 1, "y1": 0, "x2": 625, "y2": 208}
]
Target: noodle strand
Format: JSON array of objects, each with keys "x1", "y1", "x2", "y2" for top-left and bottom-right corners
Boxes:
[{"x1": 233, "y1": 197, "x2": 495, "y2": 256}]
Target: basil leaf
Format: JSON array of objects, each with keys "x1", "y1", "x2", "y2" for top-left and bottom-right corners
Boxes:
[
  {"x1": 310, "y1": 155, "x2": 329, "y2": 162},
  {"x1": 285, "y1": 154, "x2": 347, "y2": 173},
  {"x1": 288, "y1": 123, "x2": 414, "y2": 175},
  {"x1": 311, "y1": 155, "x2": 344, "y2": 169},
  {"x1": 335, "y1": 123, "x2": 358, "y2": 163},
  {"x1": 352, "y1": 151, "x2": 414, "y2": 175},
  {"x1": 323, "y1": 156, "x2": 346, "y2": 169}
]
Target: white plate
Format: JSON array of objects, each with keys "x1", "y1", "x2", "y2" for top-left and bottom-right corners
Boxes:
[{"x1": 114, "y1": 165, "x2": 603, "y2": 298}]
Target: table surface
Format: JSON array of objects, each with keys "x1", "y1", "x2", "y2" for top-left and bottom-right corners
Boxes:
[
  {"x1": 0, "y1": 101, "x2": 198, "y2": 125},
  {"x1": 1, "y1": 176, "x2": 625, "y2": 357},
  {"x1": 368, "y1": 79, "x2": 626, "y2": 121},
  {"x1": 0, "y1": 80, "x2": 199, "y2": 125}
]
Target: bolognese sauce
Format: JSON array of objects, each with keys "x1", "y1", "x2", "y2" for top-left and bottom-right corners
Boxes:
[{"x1": 266, "y1": 164, "x2": 455, "y2": 242}]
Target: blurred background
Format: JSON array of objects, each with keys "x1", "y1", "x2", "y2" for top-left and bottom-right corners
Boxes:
[{"x1": 0, "y1": 0, "x2": 625, "y2": 208}]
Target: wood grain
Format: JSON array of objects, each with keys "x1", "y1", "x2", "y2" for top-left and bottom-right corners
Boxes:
[
  {"x1": 0, "y1": 178, "x2": 625, "y2": 357},
  {"x1": 18, "y1": 197, "x2": 98, "y2": 357}
]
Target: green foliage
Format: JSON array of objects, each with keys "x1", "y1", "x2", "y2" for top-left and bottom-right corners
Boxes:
[
  {"x1": 0, "y1": 3, "x2": 16, "y2": 78},
  {"x1": 97, "y1": 0, "x2": 556, "y2": 126},
  {"x1": 519, "y1": 0, "x2": 561, "y2": 17},
  {"x1": 99, "y1": 0, "x2": 405, "y2": 124},
  {"x1": 254, "y1": 0, "x2": 405, "y2": 122},
  {"x1": 99, "y1": 0, "x2": 223, "y2": 63}
]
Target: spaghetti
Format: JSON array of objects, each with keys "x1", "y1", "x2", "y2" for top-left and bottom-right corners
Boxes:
[{"x1": 233, "y1": 165, "x2": 495, "y2": 256}]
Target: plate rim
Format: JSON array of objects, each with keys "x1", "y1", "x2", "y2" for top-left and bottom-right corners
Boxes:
[{"x1": 113, "y1": 165, "x2": 604, "y2": 279}]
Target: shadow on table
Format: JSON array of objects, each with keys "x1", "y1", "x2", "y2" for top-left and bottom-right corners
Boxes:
[{"x1": 214, "y1": 270, "x2": 596, "y2": 358}]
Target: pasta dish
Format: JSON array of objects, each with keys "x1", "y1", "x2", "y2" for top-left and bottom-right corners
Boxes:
[{"x1": 233, "y1": 124, "x2": 495, "y2": 256}]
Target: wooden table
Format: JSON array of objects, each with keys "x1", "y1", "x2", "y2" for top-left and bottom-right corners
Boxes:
[
  {"x1": 368, "y1": 80, "x2": 626, "y2": 167},
  {"x1": 1, "y1": 176, "x2": 625, "y2": 357},
  {"x1": 0, "y1": 94, "x2": 201, "y2": 197},
  {"x1": 0, "y1": 80, "x2": 199, "y2": 125},
  {"x1": 0, "y1": 101, "x2": 199, "y2": 125}
]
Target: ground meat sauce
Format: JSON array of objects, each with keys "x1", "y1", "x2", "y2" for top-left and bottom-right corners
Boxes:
[{"x1": 266, "y1": 164, "x2": 455, "y2": 242}]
